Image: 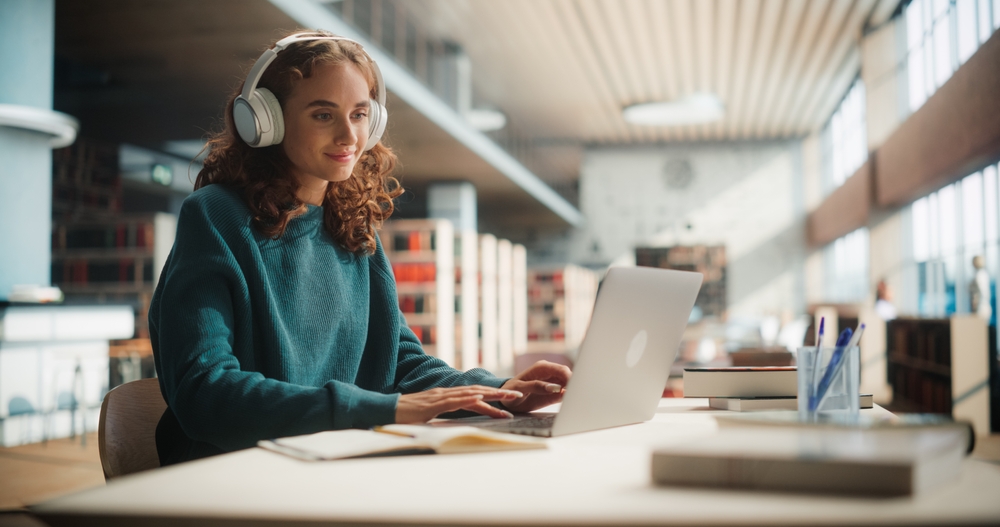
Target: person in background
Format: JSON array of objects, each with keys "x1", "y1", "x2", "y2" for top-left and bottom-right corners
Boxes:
[
  {"x1": 149, "y1": 30, "x2": 570, "y2": 465},
  {"x1": 970, "y1": 255, "x2": 992, "y2": 321},
  {"x1": 875, "y1": 279, "x2": 897, "y2": 321}
]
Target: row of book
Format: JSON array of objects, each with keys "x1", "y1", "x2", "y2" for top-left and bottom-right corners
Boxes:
[
  {"x1": 399, "y1": 294, "x2": 438, "y2": 314},
  {"x1": 53, "y1": 139, "x2": 120, "y2": 187},
  {"x1": 636, "y1": 245, "x2": 727, "y2": 318},
  {"x1": 52, "y1": 138, "x2": 122, "y2": 216},
  {"x1": 51, "y1": 260, "x2": 154, "y2": 285},
  {"x1": 409, "y1": 325, "x2": 437, "y2": 345},
  {"x1": 391, "y1": 263, "x2": 437, "y2": 283},
  {"x1": 889, "y1": 323, "x2": 951, "y2": 365},
  {"x1": 893, "y1": 368, "x2": 952, "y2": 414},
  {"x1": 52, "y1": 186, "x2": 121, "y2": 215},
  {"x1": 389, "y1": 231, "x2": 437, "y2": 252},
  {"x1": 53, "y1": 223, "x2": 157, "y2": 251}
]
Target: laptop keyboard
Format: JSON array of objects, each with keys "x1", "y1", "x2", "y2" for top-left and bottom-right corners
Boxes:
[{"x1": 471, "y1": 414, "x2": 557, "y2": 437}]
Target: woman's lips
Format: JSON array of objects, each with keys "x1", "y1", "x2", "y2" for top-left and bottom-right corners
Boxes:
[{"x1": 325, "y1": 152, "x2": 354, "y2": 163}]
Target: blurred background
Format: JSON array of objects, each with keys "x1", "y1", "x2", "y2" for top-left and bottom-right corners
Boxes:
[{"x1": 1, "y1": 0, "x2": 999, "y2": 458}]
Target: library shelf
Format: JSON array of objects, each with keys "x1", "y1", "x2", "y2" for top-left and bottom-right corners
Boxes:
[
  {"x1": 381, "y1": 219, "x2": 455, "y2": 367},
  {"x1": 886, "y1": 316, "x2": 992, "y2": 434},
  {"x1": 526, "y1": 265, "x2": 598, "y2": 361}
]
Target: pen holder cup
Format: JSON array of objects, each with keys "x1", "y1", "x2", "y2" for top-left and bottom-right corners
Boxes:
[{"x1": 796, "y1": 346, "x2": 860, "y2": 422}]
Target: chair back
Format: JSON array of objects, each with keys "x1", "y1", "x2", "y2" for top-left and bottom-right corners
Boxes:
[{"x1": 98, "y1": 378, "x2": 166, "y2": 480}]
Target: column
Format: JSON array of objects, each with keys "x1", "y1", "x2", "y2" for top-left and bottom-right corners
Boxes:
[{"x1": 0, "y1": 0, "x2": 78, "y2": 300}]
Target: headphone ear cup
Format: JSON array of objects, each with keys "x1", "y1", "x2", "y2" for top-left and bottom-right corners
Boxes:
[
  {"x1": 233, "y1": 96, "x2": 261, "y2": 146},
  {"x1": 257, "y1": 88, "x2": 285, "y2": 146},
  {"x1": 365, "y1": 99, "x2": 387, "y2": 151}
]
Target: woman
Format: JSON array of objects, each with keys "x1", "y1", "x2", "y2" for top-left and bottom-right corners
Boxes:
[{"x1": 150, "y1": 30, "x2": 570, "y2": 465}]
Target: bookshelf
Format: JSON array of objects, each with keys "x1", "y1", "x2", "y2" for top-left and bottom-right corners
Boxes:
[
  {"x1": 497, "y1": 239, "x2": 513, "y2": 375},
  {"x1": 635, "y1": 245, "x2": 726, "y2": 318},
  {"x1": 52, "y1": 138, "x2": 122, "y2": 216},
  {"x1": 381, "y1": 219, "x2": 455, "y2": 367},
  {"x1": 479, "y1": 234, "x2": 498, "y2": 372},
  {"x1": 50, "y1": 213, "x2": 176, "y2": 340},
  {"x1": 526, "y1": 265, "x2": 599, "y2": 360},
  {"x1": 454, "y1": 229, "x2": 479, "y2": 371},
  {"x1": 886, "y1": 316, "x2": 992, "y2": 434}
]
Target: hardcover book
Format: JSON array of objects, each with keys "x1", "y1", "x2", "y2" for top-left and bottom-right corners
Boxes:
[
  {"x1": 683, "y1": 367, "x2": 797, "y2": 398},
  {"x1": 652, "y1": 426, "x2": 968, "y2": 496}
]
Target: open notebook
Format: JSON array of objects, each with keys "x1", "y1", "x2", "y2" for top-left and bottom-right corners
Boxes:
[{"x1": 258, "y1": 425, "x2": 546, "y2": 461}]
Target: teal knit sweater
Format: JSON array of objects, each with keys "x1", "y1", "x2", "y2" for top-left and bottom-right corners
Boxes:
[{"x1": 149, "y1": 184, "x2": 504, "y2": 464}]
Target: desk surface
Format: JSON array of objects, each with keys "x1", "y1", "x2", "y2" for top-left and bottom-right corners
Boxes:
[{"x1": 34, "y1": 399, "x2": 1000, "y2": 526}]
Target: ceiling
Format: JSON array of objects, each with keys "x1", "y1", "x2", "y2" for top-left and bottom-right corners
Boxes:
[
  {"x1": 52, "y1": 0, "x2": 900, "y2": 235},
  {"x1": 404, "y1": 0, "x2": 896, "y2": 145}
]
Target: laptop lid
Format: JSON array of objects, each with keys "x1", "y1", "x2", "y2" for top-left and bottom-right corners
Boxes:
[{"x1": 550, "y1": 266, "x2": 702, "y2": 436}]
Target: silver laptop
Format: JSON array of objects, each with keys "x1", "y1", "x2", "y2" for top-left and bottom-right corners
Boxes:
[{"x1": 446, "y1": 266, "x2": 702, "y2": 437}]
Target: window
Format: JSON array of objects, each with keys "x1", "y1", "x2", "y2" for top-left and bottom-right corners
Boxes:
[
  {"x1": 821, "y1": 78, "x2": 867, "y2": 195},
  {"x1": 824, "y1": 228, "x2": 870, "y2": 303},
  {"x1": 909, "y1": 162, "x2": 1000, "y2": 318},
  {"x1": 904, "y1": 0, "x2": 999, "y2": 113}
]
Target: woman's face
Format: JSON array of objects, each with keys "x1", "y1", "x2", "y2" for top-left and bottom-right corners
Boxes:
[{"x1": 282, "y1": 60, "x2": 371, "y2": 204}]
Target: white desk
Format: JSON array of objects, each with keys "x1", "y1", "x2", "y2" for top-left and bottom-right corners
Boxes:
[{"x1": 34, "y1": 399, "x2": 1000, "y2": 526}]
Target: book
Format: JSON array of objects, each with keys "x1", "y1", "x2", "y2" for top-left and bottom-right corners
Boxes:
[
  {"x1": 708, "y1": 393, "x2": 874, "y2": 412},
  {"x1": 257, "y1": 425, "x2": 546, "y2": 461},
  {"x1": 714, "y1": 411, "x2": 976, "y2": 453},
  {"x1": 651, "y1": 426, "x2": 968, "y2": 496},
  {"x1": 683, "y1": 367, "x2": 797, "y2": 398}
]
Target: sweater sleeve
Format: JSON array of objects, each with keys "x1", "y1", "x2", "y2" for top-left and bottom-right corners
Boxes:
[{"x1": 150, "y1": 196, "x2": 397, "y2": 452}]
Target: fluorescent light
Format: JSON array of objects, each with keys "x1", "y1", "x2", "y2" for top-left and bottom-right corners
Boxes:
[
  {"x1": 464, "y1": 109, "x2": 507, "y2": 132},
  {"x1": 622, "y1": 93, "x2": 724, "y2": 126}
]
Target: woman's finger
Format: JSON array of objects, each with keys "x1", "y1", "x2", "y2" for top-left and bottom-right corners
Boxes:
[
  {"x1": 516, "y1": 380, "x2": 565, "y2": 394},
  {"x1": 520, "y1": 361, "x2": 572, "y2": 383},
  {"x1": 462, "y1": 400, "x2": 514, "y2": 419},
  {"x1": 436, "y1": 386, "x2": 523, "y2": 400},
  {"x1": 434, "y1": 394, "x2": 485, "y2": 410}
]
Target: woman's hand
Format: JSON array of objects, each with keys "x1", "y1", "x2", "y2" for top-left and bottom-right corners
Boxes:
[
  {"x1": 395, "y1": 386, "x2": 523, "y2": 424},
  {"x1": 499, "y1": 360, "x2": 572, "y2": 414}
]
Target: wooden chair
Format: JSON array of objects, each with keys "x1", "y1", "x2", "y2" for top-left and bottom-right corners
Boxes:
[{"x1": 98, "y1": 378, "x2": 167, "y2": 480}]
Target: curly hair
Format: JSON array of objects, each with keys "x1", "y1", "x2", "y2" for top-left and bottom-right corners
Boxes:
[{"x1": 194, "y1": 30, "x2": 402, "y2": 254}]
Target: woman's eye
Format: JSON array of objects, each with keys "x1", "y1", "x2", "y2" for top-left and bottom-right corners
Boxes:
[
  {"x1": 352, "y1": 111, "x2": 368, "y2": 120},
  {"x1": 314, "y1": 113, "x2": 332, "y2": 121}
]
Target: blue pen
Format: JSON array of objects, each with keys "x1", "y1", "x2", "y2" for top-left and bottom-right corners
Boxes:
[
  {"x1": 809, "y1": 326, "x2": 856, "y2": 411},
  {"x1": 809, "y1": 318, "x2": 826, "y2": 406},
  {"x1": 813, "y1": 324, "x2": 866, "y2": 412}
]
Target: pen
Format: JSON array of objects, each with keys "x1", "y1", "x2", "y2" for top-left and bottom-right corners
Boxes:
[
  {"x1": 810, "y1": 324, "x2": 865, "y2": 412},
  {"x1": 810, "y1": 317, "x2": 826, "y2": 404},
  {"x1": 809, "y1": 327, "x2": 852, "y2": 411}
]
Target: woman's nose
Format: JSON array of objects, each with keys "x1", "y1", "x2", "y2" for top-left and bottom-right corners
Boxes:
[{"x1": 334, "y1": 117, "x2": 357, "y2": 145}]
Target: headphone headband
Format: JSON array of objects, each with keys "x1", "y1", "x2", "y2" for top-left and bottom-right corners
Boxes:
[{"x1": 240, "y1": 33, "x2": 385, "y2": 108}]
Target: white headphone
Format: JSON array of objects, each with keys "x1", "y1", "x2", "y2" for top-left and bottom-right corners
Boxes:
[{"x1": 233, "y1": 32, "x2": 388, "y2": 151}]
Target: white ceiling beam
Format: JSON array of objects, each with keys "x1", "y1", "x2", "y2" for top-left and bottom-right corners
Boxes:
[
  {"x1": 725, "y1": 0, "x2": 762, "y2": 139},
  {"x1": 589, "y1": 0, "x2": 654, "y2": 143},
  {"x1": 646, "y1": 0, "x2": 684, "y2": 142},
  {"x1": 793, "y1": 0, "x2": 874, "y2": 132},
  {"x1": 669, "y1": 0, "x2": 698, "y2": 140},
  {"x1": 737, "y1": 0, "x2": 785, "y2": 138},
  {"x1": 712, "y1": 0, "x2": 739, "y2": 140},
  {"x1": 552, "y1": 0, "x2": 636, "y2": 143},
  {"x1": 759, "y1": 0, "x2": 831, "y2": 137},
  {"x1": 693, "y1": 0, "x2": 715, "y2": 140},
  {"x1": 269, "y1": 0, "x2": 583, "y2": 226},
  {"x1": 777, "y1": 0, "x2": 855, "y2": 136},
  {"x1": 530, "y1": 1, "x2": 625, "y2": 142},
  {"x1": 746, "y1": 0, "x2": 808, "y2": 138}
]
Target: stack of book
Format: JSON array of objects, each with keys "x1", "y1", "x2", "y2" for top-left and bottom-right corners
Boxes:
[{"x1": 683, "y1": 366, "x2": 872, "y2": 411}]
